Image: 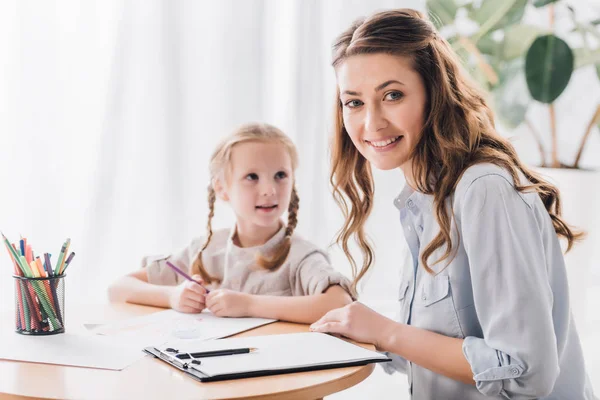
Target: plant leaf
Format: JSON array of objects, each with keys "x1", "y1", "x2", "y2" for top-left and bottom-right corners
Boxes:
[
  {"x1": 502, "y1": 25, "x2": 544, "y2": 60},
  {"x1": 596, "y1": 63, "x2": 600, "y2": 81},
  {"x1": 470, "y1": 0, "x2": 526, "y2": 40},
  {"x1": 426, "y1": 0, "x2": 458, "y2": 29},
  {"x1": 476, "y1": 33, "x2": 499, "y2": 56},
  {"x1": 495, "y1": 0, "x2": 528, "y2": 29},
  {"x1": 525, "y1": 34, "x2": 574, "y2": 103},
  {"x1": 533, "y1": 0, "x2": 560, "y2": 7}
]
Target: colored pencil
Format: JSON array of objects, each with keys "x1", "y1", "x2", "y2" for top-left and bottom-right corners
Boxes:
[{"x1": 165, "y1": 261, "x2": 210, "y2": 293}]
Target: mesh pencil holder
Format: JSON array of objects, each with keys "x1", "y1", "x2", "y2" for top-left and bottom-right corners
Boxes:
[{"x1": 13, "y1": 275, "x2": 66, "y2": 335}]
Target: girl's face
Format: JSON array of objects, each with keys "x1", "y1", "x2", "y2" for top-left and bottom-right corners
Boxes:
[
  {"x1": 336, "y1": 53, "x2": 427, "y2": 172},
  {"x1": 217, "y1": 141, "x2": 293, "y2": 231}
]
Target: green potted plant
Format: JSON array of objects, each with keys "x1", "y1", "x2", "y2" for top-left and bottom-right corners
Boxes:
[
  {"x1": 426, "y1": 0, "x2": 600, "y2": 332},
  {"x1": 427, "y1": 0, "x2": 599, "y2": 166}
]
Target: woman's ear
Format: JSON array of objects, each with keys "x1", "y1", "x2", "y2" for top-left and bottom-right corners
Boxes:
[{"x1": 213, "y1": 178, "x2": 229, "y2": 202}]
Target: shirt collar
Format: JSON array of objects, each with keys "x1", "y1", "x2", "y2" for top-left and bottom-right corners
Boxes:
[
  {"x1": 227, "y1": 222, "x2": 287, "y2": 256},
  {"x1": 393, "y1": 182, "x2": 432, "y2": 213}
]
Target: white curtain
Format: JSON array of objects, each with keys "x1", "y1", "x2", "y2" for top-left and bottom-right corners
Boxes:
[{"x1": 0, "y1": 0, "x2": 422, "y2": 309}]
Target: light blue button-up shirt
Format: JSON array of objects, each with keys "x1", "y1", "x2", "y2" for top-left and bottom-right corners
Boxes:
[{"x1": 382, "y1": 163, "x2": 596, "y2": 399}]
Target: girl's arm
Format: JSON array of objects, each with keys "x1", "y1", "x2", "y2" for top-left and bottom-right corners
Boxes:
[
  {"x1": 249, "y1": 285, "x2": 352, "y2": 323},
  {"x1": 205, "y1": 285, "x2": 352, "y2": 324},
  {"x1": 107, "y1": 269, "x2": 173, "y2": 307},
  {"x1": 108, "y1": 268, "x2": 207, "y2": 313}
]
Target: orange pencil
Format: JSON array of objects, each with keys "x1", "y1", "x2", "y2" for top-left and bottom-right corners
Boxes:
[
  {"x1": 36, "y1": 257, "x2": 57, "y2": 315},
  {"x1": 25, "y1": 244, "x2": 32, "y2": 264},
  {"x1": 35, "y1": 257, "x2": 46, "y2": 278}
]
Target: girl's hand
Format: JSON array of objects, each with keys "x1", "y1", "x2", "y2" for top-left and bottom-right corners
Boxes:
[
  {"x1": 309, "y1": 302, "x2": 397, "y2": 350},
  {"x1": 168, "y1": 274, "x2": 208, "y2": 313},
  {"x1": 206, "y1": 289, "x2": 251, "y2": 317}
]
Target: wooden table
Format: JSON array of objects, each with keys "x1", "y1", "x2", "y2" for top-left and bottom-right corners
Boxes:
[{"x1": 0, "y1": 302, "x2": 376, "y2": 400}]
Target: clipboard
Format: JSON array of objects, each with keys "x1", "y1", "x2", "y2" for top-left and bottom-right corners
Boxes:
[{"x1": 143, "y1": 332, "x2": 391, "y2": 382}]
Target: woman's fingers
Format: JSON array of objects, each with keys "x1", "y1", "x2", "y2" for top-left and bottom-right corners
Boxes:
[
  {"x1": 311, "y1": 306, "x2": 346, "y2": 327},
  {"x1": 311, "y1": 321, "x2": 347, "y2": 335}
]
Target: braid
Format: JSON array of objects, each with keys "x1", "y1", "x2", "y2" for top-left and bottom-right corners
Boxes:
[
  {"x1": 190, "y1": 186, "x2": 218, "y2": 283},
  {"x1": 285, "y1": 186, "x2": 299, "y2": 237},
  {"x1": 257, "y1": 186, "x2": 299, "y2": 270}
]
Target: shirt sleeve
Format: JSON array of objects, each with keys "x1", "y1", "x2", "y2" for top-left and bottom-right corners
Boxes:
[
  {"x1": 290, "y1": 250, "x2": 355, "y2": 298},
  {"x1": 459, "y1": 174, "x2": 560, "y2": 398},
  {"x1": 142, "y1": 239, "x2": 202, "y2": 286},
  {"x1": 379, "y1": 351, "x2": 408, "y2": 375}
]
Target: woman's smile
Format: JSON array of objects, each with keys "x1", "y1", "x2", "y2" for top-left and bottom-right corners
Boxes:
[{"x1": 365, "y1": 135, "x2": 403, "y2": 152}]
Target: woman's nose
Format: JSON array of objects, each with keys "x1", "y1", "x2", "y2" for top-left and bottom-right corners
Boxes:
[{"x1": 365, "y1": 105, "x2": 388, "y2": 133}]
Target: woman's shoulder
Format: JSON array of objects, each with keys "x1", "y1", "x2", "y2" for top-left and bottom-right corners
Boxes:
[
  {"x1": 454, "y1": 163, "x2": 535, "y2": 212},
  {"x1": 456, "y1": 163, "x2": 514, "y2": 192}
]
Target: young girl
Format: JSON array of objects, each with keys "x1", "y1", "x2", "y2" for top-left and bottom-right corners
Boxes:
[
  {"x1": 310, "y1": 8, "x2": 596, "y2": 400},
  {"x1": 108, "y1": 123, "x2": 353, "y2": 324}
]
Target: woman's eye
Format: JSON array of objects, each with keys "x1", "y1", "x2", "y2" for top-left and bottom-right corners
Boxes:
[
  {"x1": 344, "y1": 99, "x2": 363, "y2": 108},
  {"x1": 275, "y1": 171, "x2": 287, "y2": 180},
  {"x1": 384, "y1": 91, "x2": 404, "y2": 101},
  {"x1": 245, "y1": 173, "x2": 259, "y2": 181}
]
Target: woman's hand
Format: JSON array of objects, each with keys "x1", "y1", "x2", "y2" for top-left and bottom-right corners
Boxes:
[
  {"x1": 206, "y1": 289, "x2": 251, "y2": 317},
  {"x1": 309, "y1": 301, "x2": 398, "y2": 350},
  {"x1": 168, "y1": 274, "x2": 208, "y2": 313}
]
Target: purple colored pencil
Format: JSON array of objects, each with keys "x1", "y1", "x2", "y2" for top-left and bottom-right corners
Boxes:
[
  {"x1": 44, "y1": 253, "x2": 53, "y2": 276},
  {"x1": 165, "y1": 261, "x2": 210, "y2": 293},
  {"x1": 62, "y1": 252, "x2": 75, "y2": 272}
]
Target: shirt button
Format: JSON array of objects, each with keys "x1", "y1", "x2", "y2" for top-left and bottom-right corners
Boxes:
[
  {"x1": 421, "y1": 293, "x2": 427, "y2": 301},
  {"x1": 511, "y1": 367, "x2": 519, "y2": 376},
  {"x1": 407, "y1": 199, "x2": 414, "y2": 208},
  {"x1": 407, "y1": 226, "x2": 412, "y2": 231}
]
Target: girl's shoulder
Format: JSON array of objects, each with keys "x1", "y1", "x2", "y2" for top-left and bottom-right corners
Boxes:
[
  {"x1": 287, "y1": 232, "x2": 330, "y2": 264},
  {"x1": 188, "y1": 228, "x2": 231, "y2": 256}
]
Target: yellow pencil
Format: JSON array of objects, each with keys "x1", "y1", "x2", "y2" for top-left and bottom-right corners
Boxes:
[{"x1": 29, "y1": 260, "x2": 40, "y2": 278}]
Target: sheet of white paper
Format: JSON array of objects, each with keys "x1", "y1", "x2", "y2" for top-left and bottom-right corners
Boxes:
[
  {"x1": 159, "y1": 332, "x2": 389, "y2": 377},
  {"x1": 0, "y1": 330, "x2": 143, "y2": 370},
  {"x1": 89, "y1": 309, "x2": 276, "y2": 346}
]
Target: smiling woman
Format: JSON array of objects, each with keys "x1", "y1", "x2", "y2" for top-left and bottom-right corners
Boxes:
[{"x1": 311, "y1": 8, "x2": 597, "y2": 400}]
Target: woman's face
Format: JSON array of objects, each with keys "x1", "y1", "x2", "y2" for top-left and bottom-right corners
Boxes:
[{"x1": 336, "y1": 53, "x2": 427, "y2": 172}]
